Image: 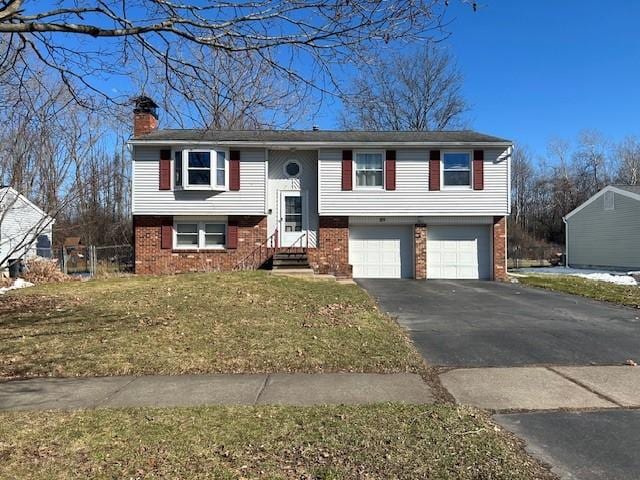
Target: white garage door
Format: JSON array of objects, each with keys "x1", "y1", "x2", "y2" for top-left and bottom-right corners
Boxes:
[
  {"x1": 427, "y1": 225, "x2": 491, "y2": 280},
  {"x1": 349, "y1": 225, "x2": 413, "y2": 278}
]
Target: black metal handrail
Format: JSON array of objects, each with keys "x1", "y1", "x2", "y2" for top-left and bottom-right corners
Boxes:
[{"x1": 233, "y1": 229, "x2": 279, "y2": 271}]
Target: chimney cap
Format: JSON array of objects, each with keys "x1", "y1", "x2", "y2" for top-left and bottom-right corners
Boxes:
[{"x1": 133, "y1": 95, "x2": 158, "y2": 117}]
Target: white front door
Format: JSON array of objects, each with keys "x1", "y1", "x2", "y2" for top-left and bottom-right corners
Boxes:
[{"x1": 279, "y1": 191, "x2": 307, "y2": 247}]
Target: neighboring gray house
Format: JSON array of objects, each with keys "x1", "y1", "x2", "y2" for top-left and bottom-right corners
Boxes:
[
  {"x1": 0, "y1": 187, "x2": 54, "y2": 269},
  {"x1": 564, "y1": 185, "x2": 640, "y2": 271}
]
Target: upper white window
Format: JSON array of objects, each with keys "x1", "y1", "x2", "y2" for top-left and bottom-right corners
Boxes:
[
  {"x1": 355, "y1": 152, "x2": 384, "y2": 188},
  {"x1": 174, "y1": 220, "x2": 226, "y2": 250},
  {"x1": 442, "y1": 152, "x2": 471, "y2": 188},
  {"x1": 174, "y1": 149, "x2": 228, "y2": 190},
  {"x1": 604, "y1": 191, "x2": 615, "y2": 210}
]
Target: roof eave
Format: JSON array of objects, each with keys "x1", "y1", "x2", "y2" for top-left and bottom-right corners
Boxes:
[{"x1": 127, "y1": 139, "x2": 513, "y2": 148}]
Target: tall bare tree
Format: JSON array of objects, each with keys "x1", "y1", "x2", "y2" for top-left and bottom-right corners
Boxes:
[
  {"x1": 571, "y1": 129, "x2": 610, "y2": 199},
  {"x1": 615, "y1": 136, "x2": 640, "y2": 185},
  {"x1": 510, "y1": 146, "x2": 534, "y2": 230},
  {"x1": 340, "y1": 44, "x2": 468, "y2": 130}
]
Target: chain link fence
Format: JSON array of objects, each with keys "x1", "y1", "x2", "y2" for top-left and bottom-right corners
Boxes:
[{"x1": 60, "y1": 244, "x2": 133, "y2": 276}]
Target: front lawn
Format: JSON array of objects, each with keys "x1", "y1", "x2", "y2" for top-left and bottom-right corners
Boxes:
[
  {"x1": 517, "y1": 274, "x2": 640, "y2": 308},
  {"x1": 0, "y1": 404, "x2": 552, "y2": 479},
  {"x1": 0, "y1": 272, "x2": 423, "y2": 378}
]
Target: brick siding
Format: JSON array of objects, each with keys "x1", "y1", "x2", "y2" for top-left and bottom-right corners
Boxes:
[
  {"x1": 493, "y1": 216, "x2": 507, "y2": 280},
  {"x1": 307, "y1": 216, "x2": 352, "y2": 276},
  {"x1": 414, "y1": 224, "x2": 427, "y2": 279},
  {"x1": 134, "y1": 215, "x2": 267, "y2": 274}
]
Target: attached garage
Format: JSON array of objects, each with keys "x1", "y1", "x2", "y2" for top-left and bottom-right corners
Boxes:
[
  {"x1": 427, "y1": 225, "x2": 491, "y2": 279},
  {"x1": 349, "y1": 225, "x2": 413, "y2": 278}
]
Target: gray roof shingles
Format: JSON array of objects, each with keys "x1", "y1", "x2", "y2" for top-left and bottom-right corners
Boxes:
[{"x1": 133, "y1": 129, "x2": 511, "y2": 144}]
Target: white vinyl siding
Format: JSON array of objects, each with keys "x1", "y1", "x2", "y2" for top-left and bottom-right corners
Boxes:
[
  {"x1": 132, "y1": 146, "x2": 266, "y2": 215},
  {"x1": 318, "y1": 148, "x2": 509, "y2": 216},
  {"x1": 0, "y1": 188, "x2": 54, "y2": 262},
  {"x1": 567, "y1": 190, "x2": 640, "y2": 270}
]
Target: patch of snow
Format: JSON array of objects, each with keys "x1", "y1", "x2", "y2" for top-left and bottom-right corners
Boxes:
[
  {"x1": 571, "y1": 273, "x2": 637, "y2": 286},
  {"x1": 513, "y1": 266, "x2": 638, "y2": 286},
  {"x1": 0, "y1": 278, "x2": 35, "y2": 295}
]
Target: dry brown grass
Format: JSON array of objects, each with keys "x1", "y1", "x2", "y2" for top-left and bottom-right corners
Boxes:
[
  {"x1": 0, "y1": 404, "x2": 554, "y2": 480},
  {"x1": 0, "y1": 271, "x2": 424, "y2": 378}
]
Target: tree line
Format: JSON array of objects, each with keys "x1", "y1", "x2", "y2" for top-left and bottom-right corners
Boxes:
[{"x1": 510, "y1": 131, "x2": 640, "y2": 249}]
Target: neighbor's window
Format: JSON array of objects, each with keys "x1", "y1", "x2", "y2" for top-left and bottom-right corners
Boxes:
[
  {"x1": 355, "y1": 152, "x2": 384, "y2": 188},
  {"x1": 175, "y1": 221, "x2": 226, "y2": 249},
  {"x1": 604, "y1": 191, "x2": 615, "y2": 210},
  {"x1": 175, "y1": 149, "x2": 227, "y2": 190},
  {"x1": 443, "y1": 152, "x2": 471, "y2": 187}
]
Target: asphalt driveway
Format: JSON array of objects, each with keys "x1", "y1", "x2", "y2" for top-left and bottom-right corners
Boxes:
[{"x1": 357, "y1": 279, "x2": 640, "y2": 367}]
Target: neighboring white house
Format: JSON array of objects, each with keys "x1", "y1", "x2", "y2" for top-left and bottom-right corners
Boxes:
[
  {"x1": 564, "y1": 185, "x2": 640, "y2": 271},
  {"x1": 0, "y1": 186, "x2": 54, "y2": 268}
]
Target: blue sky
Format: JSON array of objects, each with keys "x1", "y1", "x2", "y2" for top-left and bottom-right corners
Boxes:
[{"x1": 317, "y1": 0, "x2": 640, "y2": 158}]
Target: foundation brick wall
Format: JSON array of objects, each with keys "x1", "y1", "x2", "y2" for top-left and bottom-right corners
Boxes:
[
  {"x1": 134, "y1": 215, "x2": 267, "y2": 274},
  {"x1": 307, "y1": 216, "x2": 352, "y2": 276},
  {"x1": 493, "y1": 215, "x2": 507, "y2": 280},
  {"x1": 414, "y1": 224, "x2": 427, "y2": 280}
]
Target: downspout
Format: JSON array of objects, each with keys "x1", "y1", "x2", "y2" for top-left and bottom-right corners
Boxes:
[{"x1": 563, "y1": 216, "x2": 568, "y2": 267}]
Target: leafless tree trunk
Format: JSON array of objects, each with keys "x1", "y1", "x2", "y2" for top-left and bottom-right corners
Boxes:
[{"x1": 340, "y1": 44, "x2": 468, "y2": 130}]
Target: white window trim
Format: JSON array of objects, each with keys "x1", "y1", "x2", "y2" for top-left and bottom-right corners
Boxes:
[
  {"x1": 441, "y1": 150, "x2": 473, "y2": 190},
  {"x1": 353, "y1": 150, "x2": 385, "y2": 190},
  {"x1": 283, "y1": 159, "x2": 302, "y2": 178},
  {"x1": 173, "y1": 148, "x2": 229, "y2": 191},
  {"x1": 173, "y1": 217, "x2": 228, "y2": 250}
]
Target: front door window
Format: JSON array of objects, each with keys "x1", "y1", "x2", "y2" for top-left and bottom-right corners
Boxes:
[{"x1": 285, "y1": 196, "x2": 302, "y2": 232}]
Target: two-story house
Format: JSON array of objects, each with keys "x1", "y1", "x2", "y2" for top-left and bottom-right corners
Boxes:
[{"x1": 130, "y1": 97, "x2": 511, "y2": 280}]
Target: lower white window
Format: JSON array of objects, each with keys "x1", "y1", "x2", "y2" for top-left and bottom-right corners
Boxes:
[{"x1": 174, "y1": 220, "x2": 226, "y2": 249}]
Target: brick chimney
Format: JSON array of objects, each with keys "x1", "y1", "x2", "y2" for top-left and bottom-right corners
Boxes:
[{"x1": 133, "y1": 96, "x2": 158, "y2": 137}]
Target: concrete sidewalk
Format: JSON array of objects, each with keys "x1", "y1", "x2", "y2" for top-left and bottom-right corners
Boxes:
[
  {"x1": 440, "y1": 366, "x2": 640, "y2": 411},
  {"x1": 0, "y1": 373, "x2": 434, "y2": 411}
]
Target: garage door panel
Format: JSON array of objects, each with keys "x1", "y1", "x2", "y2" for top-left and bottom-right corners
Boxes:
[
  {"x1": 427, "y1": 225, "x2": 491, "y2": 280},
  {"x1": 349, "y1": 226, "x2": 413, "y2": 279}
]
